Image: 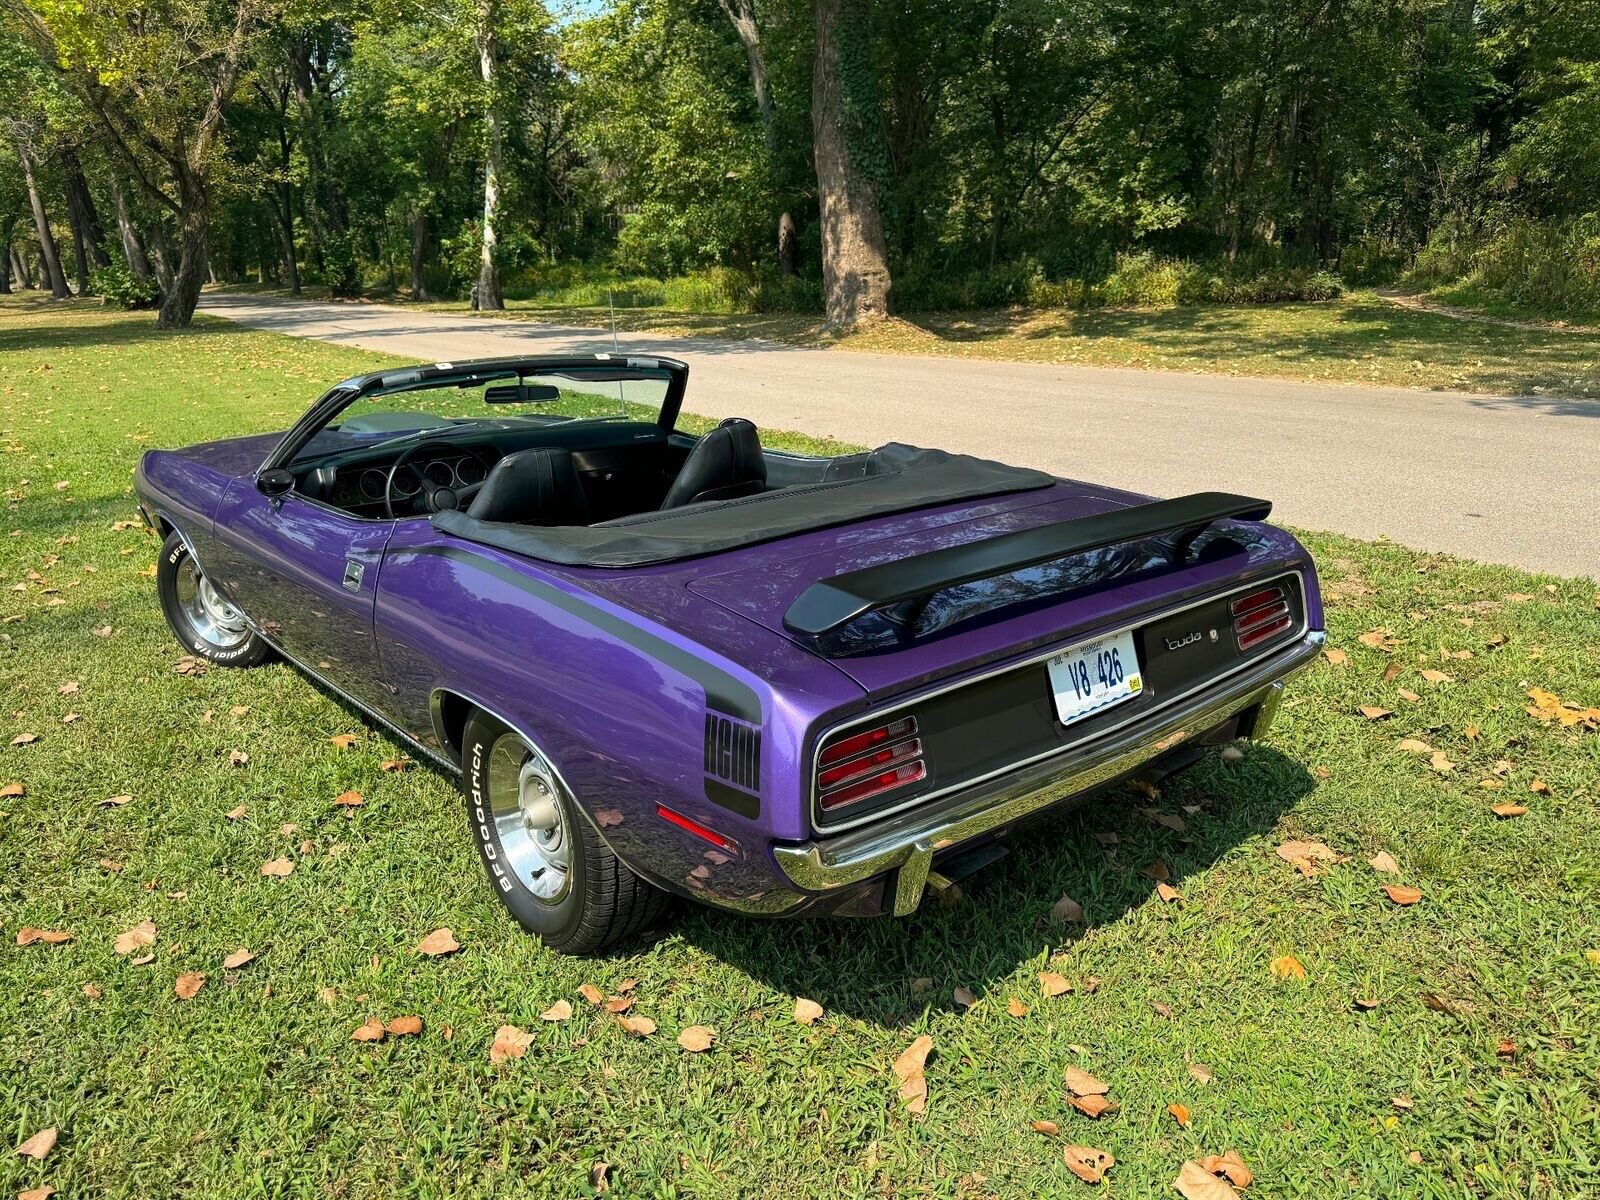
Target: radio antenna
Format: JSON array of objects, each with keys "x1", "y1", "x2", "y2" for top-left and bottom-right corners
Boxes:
[{"x1": 608, "y1": 289, "x2": 620, "y2": 354}]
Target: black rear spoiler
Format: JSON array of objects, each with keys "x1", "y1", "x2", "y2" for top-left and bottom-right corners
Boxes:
[{"x1": 782, "y1": 491, "x2": 1272, "y2": 637}]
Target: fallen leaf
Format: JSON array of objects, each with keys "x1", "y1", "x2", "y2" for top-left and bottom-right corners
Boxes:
[
  {"x1": 1199, "y1": 1150, "x2": 1254, "y2": 1189},
  {"x1": 1270, "y1": 954, "x2": 1307, "y2": 981},
  {"x1": 228, "y1": 749, "x2": 248, "y2": 767},
  {"x1": 1391, "y1": 1093, "x2": 1414, "y2": 1110},
  {"x1": 1369, "y1": 851, "x2": 1400, "y2": 874},
  {"x1": 1353, "y1": 996, "x2": 1381, "y2": 1010},
  {"x1": 1064, "y1": 1066, "x2": 1109, "y2": 1097},
  {"x1": 1397, "y1": 687, "x2": 1421, "y2": 702},
  {"x1": 1156, "y1": 881, "x2": 1182, "y2": 902},
  {"x1": 16, "y1": 1127, "x2": 57, "y2": 1159},
  {"x1": 0, "y1": 781, "x2": 24, "y2": 797},
  {"x1": 332, "y1": 790, "x2": 364, "y2": 808},
  {"x1": 1529, "y1": 779, "x2": 1551, "y2": 795},
  {"x1": 11, "y1": 732, "x2": 39, "y2": 746},
  {"x1": 16, "y1": 928, "x2": 73, "y2": 947},
  {"x1": 1276, "y1": 840, "x2": 1343, "y2": 875},
  {"x1": 1141, "y1": 860, "x2": 1170, "y2": 882},
  {"x1": 1396, "y1": 738, "x2": 1434, "y2": 754},
  {"x1": 350, "y1": 1017, "x2": 386, "y2": 1043},
  {"x1": 99, "y1": 794, "x2": 132, "y2": 808},
  {"x1": 594, "y1": 807, "x2": 624, "y2": 827},
  {"x1": 1383, "y1": 661, "x2": 1403, "y2": 681},
  {"x1": 19, "y1": 1187, "x2": 57, "y2": 1200},
  {"x1": 1032, "y1": 1119, "x2": 1059, "y2": 1136},
  {"x1": 1419, "y1": 669, "x2": 1453, "y2": 684},
  {"x1": 579, "y1": 983, "x2": 606, "y2": 1007},
  {"x1": 1382, "y1": 884, "x2": 1423, "y2": 906},
  {"x1": 379, "y1": 758, "x2": 409, "y2": 772},
  {"x1": 1322, "y1": 648, "x2": 1348, "y2": 665},
  {"x1": 616, "y1": 1015, "x2": 656, "y2": 1037},
  {"x1": 1187, "y1": 1063, "x2": 1213, "y2": 1085},
  {"x1": 1358, "y1": 706, "x2": 1393, "y2": 721},
  {"x1": 1219, "y1": 744, "x2": 1244, "y2": 763},
  {"x1": 1039, "y1": 971, "x2": 1073, "y2": 997},
  {"x1": 1168, "y1": 1102, "x2": 1191, "y2": 1127},
  {"x1": 1496, "y1": 1038, "x2": 1517, "y2": 1057},
  {"x1": 1007, "y1": 997, "x2": 1030, "y2": 1019},
  {"x1": 416, "y1": 928, "x2": 460, "y2": 957},
  {"x1": 489, "y1": 1024, "x2": 533, "y2": 1061},
  {"x1": 1174, "y1": 1159, "x2": 1240, "y2": 1200},
  {"x1": 677, "y1": 1025, "x2": 716, "y2": 1052},
  {"x1": 603, "y1": 995, "x2": 635, "y2": 1013},
  {"x1": 893, "y1": 1034, "x2": 934, "y2": 1082},
  {"x1": 1051, "y1": 894, "x2": 1085, "y2": 923},
  {"x1": 174, "y1": 971, "x2": 206, "y2": 1000},
  {"x1": 953, "y1": 986, "x2": 977, "y2": 1009},
  {"x1": 1464, "y1": 723, "x2": 1480, "y2": 741},
  {"x1": 225, "y1": 804, "x2": 248, "y2": 820},
  {"x1": 222, "y1": 947, "x2": 256, "y2": 970},
  {"x1": 1427, "y1": 751, "x2": 1455, "y2": 773},
  {"x1": 1063, "y1": 1144, "x2": 1115, "y2": 1185},
  {"x1": 1067, "y1": 1094, "x2": 1116, "y2": 1118},
  {"x1": 386, "y1": 1015, "x2": 423, "y2": 1036},
  {"x1": 329, "y1": 733, "x2": 359, "y2": 750},
  {"x1": 589, "y1": 1161, "x2": 611, "y2": 1192},
  {"x1": 260, "y1": 856, "x2": 294, "y2": 877},
  {"x1": 1490, "y1": 803, "x2": 1528, "y2": 818},
  {"x1": 113, "y1": 919, "x2": 156, "y2": 955},
  {"x1": 540, "y1": 999, "x2": 573, "y2": 1022}
]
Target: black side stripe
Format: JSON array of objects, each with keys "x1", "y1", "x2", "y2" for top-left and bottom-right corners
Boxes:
[{"x1": 402, "y1": 544, "x2": 763, "y2": 724}]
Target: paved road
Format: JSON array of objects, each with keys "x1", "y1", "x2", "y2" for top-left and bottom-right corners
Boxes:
[{"x1": 200, "y1": 293, "x2": 1599, "y2": 579}]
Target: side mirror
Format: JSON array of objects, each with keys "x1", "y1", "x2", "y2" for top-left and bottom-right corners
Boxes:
[{"x1": 256, "y1": 468, "x2": 295, "y2": 497}]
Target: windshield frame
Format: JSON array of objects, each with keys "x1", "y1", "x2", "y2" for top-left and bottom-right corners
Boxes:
[{"x1": 256, "y1": 354, "x2": 690, "y2": 476}]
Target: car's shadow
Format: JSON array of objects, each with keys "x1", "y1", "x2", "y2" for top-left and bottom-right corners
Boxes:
[{"x1": 670, "y1": 745, "x2": 1314, "y2": 1028}]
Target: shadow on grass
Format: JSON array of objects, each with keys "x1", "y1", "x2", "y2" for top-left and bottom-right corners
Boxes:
[{"x1": 678, "y1": 745, "x2": 1315, "y2": 1028}]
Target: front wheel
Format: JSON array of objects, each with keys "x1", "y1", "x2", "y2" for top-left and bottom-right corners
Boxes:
[
  {"x1": 156, "y1": 531, "x2": 270, "y2": 667},
  {"x1": 461, "y1": 709, "x2": 669, "y2": 955}
]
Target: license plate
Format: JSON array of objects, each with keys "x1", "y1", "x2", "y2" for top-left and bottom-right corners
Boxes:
[{"x1": 1047, "y1": 630, "x2": 1142, "y2": 726}]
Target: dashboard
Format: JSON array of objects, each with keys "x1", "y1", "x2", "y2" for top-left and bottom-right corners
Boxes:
[{"x1": 312, "y1": 451, "x2": 496, "y2": 515}]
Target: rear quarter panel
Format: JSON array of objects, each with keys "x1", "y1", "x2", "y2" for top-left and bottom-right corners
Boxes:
[{"x1": 370, "y1": 526, "x2": 867, "y2": 906}]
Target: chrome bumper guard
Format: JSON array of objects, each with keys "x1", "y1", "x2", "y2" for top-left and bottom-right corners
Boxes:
[{"x1": 772, "y1": 630, "x2": 1325, "y2": 916}]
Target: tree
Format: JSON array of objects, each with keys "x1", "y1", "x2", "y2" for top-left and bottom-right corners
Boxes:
[
  {"x1": 474, "y1": 0, "x2": 505, "y2": 308},
  {"x1": 716, "y1": 0, "x2": 797, "y2": 274},
  {"x1": 12, "y1": 0, "x2": 279, "y2": 326},
  {"x1": 811, "y1": 0, "x2": 892, "y2": 325}
]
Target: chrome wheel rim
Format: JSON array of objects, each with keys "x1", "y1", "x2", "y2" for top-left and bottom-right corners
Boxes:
[
  {"x1": 487, "y1": 732, "x2": 573, "y2": 903},
  {"x1": 174, "y1": 556, "x2": 249, "y2": 649}
]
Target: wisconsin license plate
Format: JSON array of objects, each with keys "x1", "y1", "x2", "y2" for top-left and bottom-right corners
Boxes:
[{"x1": 1047, "y1": 630, "x2": 1143, "y2": 726}]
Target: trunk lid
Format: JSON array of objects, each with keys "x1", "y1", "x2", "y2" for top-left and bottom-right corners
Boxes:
[{"x1": 684, "y1": 479, "x2": 1313, "y2": 699}]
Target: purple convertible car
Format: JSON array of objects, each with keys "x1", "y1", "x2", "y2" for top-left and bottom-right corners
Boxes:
[{"x1": 136, "y1": 354, "x2": 1324, "y2": 953}]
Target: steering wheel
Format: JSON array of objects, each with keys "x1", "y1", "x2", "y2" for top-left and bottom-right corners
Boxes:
[{"x1": 384, "y1": 441, "x2": 496, "y2": 519}]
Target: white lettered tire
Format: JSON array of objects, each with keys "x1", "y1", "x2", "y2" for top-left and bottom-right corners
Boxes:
[{"x1": 155, "y1": 531, "x2": 270, "y2": 667}]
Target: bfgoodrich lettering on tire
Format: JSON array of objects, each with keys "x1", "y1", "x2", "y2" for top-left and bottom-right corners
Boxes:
[
  {"x1": 461, "y1": 708, "x2": 668, "y2": 955},
  {"x1": 155, "y1": 530, "x2": 270, "y2": 668}
]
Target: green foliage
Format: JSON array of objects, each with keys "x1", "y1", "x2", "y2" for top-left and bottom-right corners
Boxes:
[
  {"x1": 88, "y1": 252, "x2": 159, "y2": 309},
  {"x1": 1408, "y1": 217, "x2": 1600, "y2": 324}
]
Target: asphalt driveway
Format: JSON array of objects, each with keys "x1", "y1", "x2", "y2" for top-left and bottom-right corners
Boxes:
[{"x1": 200, "y1": 293, "x2": 1598, "y2": 579}]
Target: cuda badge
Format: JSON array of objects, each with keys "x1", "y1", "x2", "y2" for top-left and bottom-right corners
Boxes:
[
  {"x1": 1164, "y1": 628, "x2": 1219, "y2": 651},
  {"x1": 704, "y1": 713, "x2": 761, "y2": 815}
]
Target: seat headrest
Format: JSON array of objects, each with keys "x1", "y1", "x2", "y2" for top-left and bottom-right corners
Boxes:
[
  {"x1": 660, "y1": 417, "x2": 766, "y2": 509},
  {"x1": 466, "y1": 447, "x2": 591, "y2": 526}
]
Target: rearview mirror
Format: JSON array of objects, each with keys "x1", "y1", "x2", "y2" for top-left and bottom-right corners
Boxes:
[
  {"x1": 484, "y1": 383, "x2": 563, "y2": 404},
  {"x1": 256, "y1": 468, "x2": 295, "y2": 497}
]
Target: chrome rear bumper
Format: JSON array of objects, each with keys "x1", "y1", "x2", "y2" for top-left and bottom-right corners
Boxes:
[{"x1": 772, "y1": 630, "x2": 1324, "y2": 915}]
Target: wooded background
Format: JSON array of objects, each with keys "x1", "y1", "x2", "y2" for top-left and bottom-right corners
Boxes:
[{"x1": 3, "y1": 0, "x2": 1597, "y2": 329}]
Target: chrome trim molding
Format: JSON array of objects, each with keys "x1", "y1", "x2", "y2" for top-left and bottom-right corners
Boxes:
[
  {"x1": 810, "y1": 568, "x2": 1311, "y2": 835},
  {"x1": 775, "y1": 629, "x2": 1323, "y2": 910}
]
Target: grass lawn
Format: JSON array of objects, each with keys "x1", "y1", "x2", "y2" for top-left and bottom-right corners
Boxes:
[{"x1": 3, "y1": 294, "x2": 1599, "y2": 1199}]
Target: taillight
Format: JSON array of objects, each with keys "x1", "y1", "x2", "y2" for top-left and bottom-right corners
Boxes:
[
  {"x1": 1232, "y1": 583, "x2": 1292, "y2": 652},
  {"x1": 816, "y1": 716, "x2": 925, "y2": 813}
]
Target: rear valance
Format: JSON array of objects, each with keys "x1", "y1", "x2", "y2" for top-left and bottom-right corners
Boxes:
[{"x1": 783, "y1": 491, "x2": 1272, "y2": 636}]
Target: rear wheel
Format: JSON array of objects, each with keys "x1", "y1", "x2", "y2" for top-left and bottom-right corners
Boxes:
[
  {"x1": 461, "y1": 708, "x2": 669, "y2": 955},
  {"x1": 156, "y1": 531, "x2": 270, "y2": 667}
]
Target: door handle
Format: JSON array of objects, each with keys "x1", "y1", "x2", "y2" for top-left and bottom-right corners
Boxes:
[{"x1": 343, "y1": 560, "x2": 365, "y2": 592}]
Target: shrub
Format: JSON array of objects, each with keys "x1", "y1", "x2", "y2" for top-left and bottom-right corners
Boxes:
[
  {"x1": 89, "y1": 253, "x2": 159, "y2": 310},
  {"x1": 1406, "y1": 216, "x2": 1600, "y2": 321},
  {"x1": 319, "y1": 231, "x2": 363, "y2": 298}
]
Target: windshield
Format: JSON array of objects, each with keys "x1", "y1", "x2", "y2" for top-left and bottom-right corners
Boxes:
[{"x1": 290, "y1": 365, "x2": 673, "y2": 466}]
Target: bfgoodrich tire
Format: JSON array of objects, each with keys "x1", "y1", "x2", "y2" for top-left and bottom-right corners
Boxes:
[
  {"x1": 461, "y1": 708, "x2": 669, "y2": 955},
  {"x1": 156, "y1": 531, "x2": 270, "y2": 668}
]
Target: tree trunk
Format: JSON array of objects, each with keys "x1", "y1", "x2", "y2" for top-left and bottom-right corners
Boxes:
[
  {"x1": 157, "y1": 173, "x2": 209, "y2": 329},
  {"x1": 0, "y1": 215, "x2": 14, "y2": 294},
  {"x1": 63, "y1": 147, "x2": 110, "y2": 287},
  {"x1": 475, "y1": 0, "x2": 504, "y2": 310},
  {"x1": 270, "y1": 185, "x2": 301, "y2": 293},
  {"x1": 10, "y1": 248, "x2": 31, "y2": 289},
  {"x1": 811, "y1": 0, "x2": 892, "y2": 327},
  {"x1": 409, "y1": 207, "x2": 430, "y2": 300},
  {"x1": 719, "y1": 0, "x2": 799, "y2": 276},
  {"x1": 18, "y1": 145, "x2": 71, "y2": 299},
  {"x1": 107, "y1": 176, "x2": 155, "y2": 285}
]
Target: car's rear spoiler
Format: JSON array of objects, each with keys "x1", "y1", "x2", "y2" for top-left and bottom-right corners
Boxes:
[{"x1": 782, "y1": 491, "x2": 1272, "y2": 637}]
